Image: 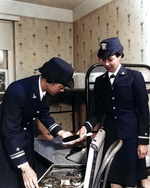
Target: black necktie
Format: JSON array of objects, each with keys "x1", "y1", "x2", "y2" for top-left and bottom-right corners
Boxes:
[
  {"x1": 110, "y1": 74, "x2": 115, "y2": 85},
  {"x1": 110, "y1": 74, "x2": 115, "y2": 79}
]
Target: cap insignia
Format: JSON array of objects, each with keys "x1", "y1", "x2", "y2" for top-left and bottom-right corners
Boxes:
[{"x1": 101, "y1": 43, "x2": 107, "y2": 50}]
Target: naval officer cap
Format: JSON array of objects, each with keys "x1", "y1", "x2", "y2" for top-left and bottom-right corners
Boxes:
[
  {"x1": 38, "y1": 57, "x2": 74, "y2": 89},
  {"x1": 97, "y1": 37, "x2": 124, "y2": 59}
]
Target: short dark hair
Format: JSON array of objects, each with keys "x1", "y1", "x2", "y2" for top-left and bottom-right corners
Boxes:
[
  {"x1": 116, "y1": 51, "x2": 124, "y2": 58},
  {"x1": 41, "y1": 74, "x2": 56, "y2": 84}
]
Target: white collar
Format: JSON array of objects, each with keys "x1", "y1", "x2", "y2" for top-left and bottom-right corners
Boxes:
[
  {"x1": 108, "y1": 63, "x2": 121, "y2": 78},
  {"x1": 39, "y1": 76, "x2": 46, "y2": 101}
]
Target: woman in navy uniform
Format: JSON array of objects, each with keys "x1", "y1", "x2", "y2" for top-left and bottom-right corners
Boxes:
[
  {"x1": 0, "y1": 57, "x2": 74, "y2": 188},
  {"x1": 77, "y1": 37, "x2": 149, "y2": 188}
]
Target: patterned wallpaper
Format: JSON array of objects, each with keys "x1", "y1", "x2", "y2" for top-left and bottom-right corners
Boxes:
[
  {"x1": 73, "y1": 0, "x2": 150, "y2": 73},
  {"x1": 13, "y1": 0, "x2": 150, "y2": 132},
  {"x1": 15, "y1": 17, "x2": 74, "y2": 132},
  {"x1": 15, "y1": 17, "x2": 73, "y2": 79}
]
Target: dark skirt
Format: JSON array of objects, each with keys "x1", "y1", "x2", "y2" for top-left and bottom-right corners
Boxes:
[{"x1": 103, "y1": 137, "x2": 147, "y2": 187}]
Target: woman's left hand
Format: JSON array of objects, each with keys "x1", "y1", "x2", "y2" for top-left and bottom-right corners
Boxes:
[
  {"x1": 137, "y1": 145, "x2": 148, "y2": 159},
  {"x1": 58, "y1": 130, "x2": 73, "y2": 138}
]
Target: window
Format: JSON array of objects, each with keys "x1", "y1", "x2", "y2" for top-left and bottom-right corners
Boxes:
[
  {"x1": 0, "y1": 50, "x2": 8, "y2": 94},
  {"x1": 0, "y1": 50, "x2": 8, "y2": 69},
  {"x1": 0, "y1": 20, "x2": 15, "y2": 100}
]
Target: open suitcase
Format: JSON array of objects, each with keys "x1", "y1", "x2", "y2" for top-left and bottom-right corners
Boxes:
[
  {"x1": 37, "y1": 129, "x2": 122, "y2": 188},
  {"x1": 38, "y1": 163, "x2": 85, "y2": 187},
  {"x1": 37, "y1": 129, "x2": 105, "y2": 187}
]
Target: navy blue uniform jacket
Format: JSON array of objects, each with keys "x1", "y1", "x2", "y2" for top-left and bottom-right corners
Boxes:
[
  {"x1": 84, "y1": 65, "x2": 149, "y2": 145},
  {"x1": 0, "y1": 75, "x2": 62, "y2": 168}
]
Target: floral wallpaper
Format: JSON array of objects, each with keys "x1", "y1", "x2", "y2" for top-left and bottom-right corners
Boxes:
[
  {"x1": 15, "y1": 17, "x2": 74, "y2": 132},
  {"x1": 13, "y1": 0, "x2": 150, "y2": 132},
  {"x1": 73, "y1": 0, "x2": 150, "y2": 73},
  {"x1": 15, "y1": 17, "x2": 73, "y2": 79}
]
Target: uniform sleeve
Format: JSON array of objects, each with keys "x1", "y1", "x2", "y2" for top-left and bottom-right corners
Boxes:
[
  {"x1": 2, "y1": 84, "x2": 28, "y2": 167},
  {"x1": 84, "y1": 78, "x2": 105, "y2": 132},
  {"x1": 133, "y1": 71, "x2": 149, "y2": 145},
  {"x1": 36, "y1": 94, "x2": 62, "y2": 137},
  {"x1": 38, "y1": 103, "x2": 62, "y2": 138}
]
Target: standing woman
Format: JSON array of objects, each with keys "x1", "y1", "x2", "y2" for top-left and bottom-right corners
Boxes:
[{"x1": 77, "y1": 37, "x2": 149, "y2": 188}]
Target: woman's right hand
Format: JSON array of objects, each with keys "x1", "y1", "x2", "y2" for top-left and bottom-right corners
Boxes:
[
  {"x1": 21, "y1": 163, "x2": 39, "y2": 188},
  {"x1": 76, "y1": 126, "x2": 87, "y2": 142}
]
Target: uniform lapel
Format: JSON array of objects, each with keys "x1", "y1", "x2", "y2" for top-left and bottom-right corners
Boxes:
[
  {"x1": 114, "y1": 65, "x2": 128, "y2": 85},
  {"x1": 28, "y1": 76, "x2": 41, "y2": 108},
  {"x1": 29, "y1": 77, "x2": 50, "y2": 110},
  {"x1": 102, "y1": 72, "x2": 110, "y2": 86}
]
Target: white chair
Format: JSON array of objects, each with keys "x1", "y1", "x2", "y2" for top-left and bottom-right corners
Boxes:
[
  {"x1": 83, "y1": 129, "x2": 106, "y2": 188},
  {"x1": 79, "y1": 135, "x2": 122, "y2": 188},
  {"x1": 93, "y1": 139, "x2": 123, "y2": 188}
]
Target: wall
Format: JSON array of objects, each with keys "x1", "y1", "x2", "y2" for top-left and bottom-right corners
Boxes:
[
  {"x1": 73, "y1": 0, "x2": 150, "y2": 72},
  {"x1": 15, "y1": 17, "x2": 73, "y2": 79},
  {"x1": 1, "y1": 0, "x2": 150, "y2": 133},
  {"x1": 73, "y1": 0, "x2": 150, "y2": 131},
  {"x1": 13, "y1": 16, "x2": 74, "y2": 133}
]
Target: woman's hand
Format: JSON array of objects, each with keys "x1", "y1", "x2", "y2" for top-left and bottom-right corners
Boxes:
[
  {"x1": 75, "y1": 126, "x2": 88, "y2": 143},
  {"x1": 77, "y1": 126, "x2": 87, "y2": 137},
  {"x1": 21, "y1": 163, "x2": 39, "y2": 188},
  {"x1": 57, "y1": 130, "x2": 73, "y2": 138},
  {"x1": 137, "y1": 145, "x2": 148, "y2": 159}
]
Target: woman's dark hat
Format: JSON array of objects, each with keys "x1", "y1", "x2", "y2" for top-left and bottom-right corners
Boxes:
[
  {"x1": 97, "y1": 37, "x2": 124, "y2": 59},
  {"x1": 38, "y1": 57, "x2": 74, "y2": 89}
]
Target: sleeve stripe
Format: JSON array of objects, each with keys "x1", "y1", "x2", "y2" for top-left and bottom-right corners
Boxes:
[
  {"x1": 48, "y1": 123, "x2": 60, "y2": 132},
  {"x1": 85, "y1": 121, "x2": 93, "y2": 130},
  {"x1": 138, "y1": 136, "x2": 150, "y2": 139},
  {"x1": 10, "y1": 150, "x2": 25, "y2": 159}
]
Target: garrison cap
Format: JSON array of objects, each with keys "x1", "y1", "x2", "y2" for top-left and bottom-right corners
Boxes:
[
  {"x1": 38, "y1": 57, "x2": 74, "y2": 89},
  {"x1": 97, "y1": 37, "x2": 124, "y2": 59}
]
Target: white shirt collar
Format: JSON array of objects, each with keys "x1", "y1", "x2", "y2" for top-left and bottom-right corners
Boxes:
[
  {"x1": 39, "y1": 76, "x2": 46, "y2": 101},
  {"x1": 108, "y1": 63, "x2": 121, "y2": 78}
]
